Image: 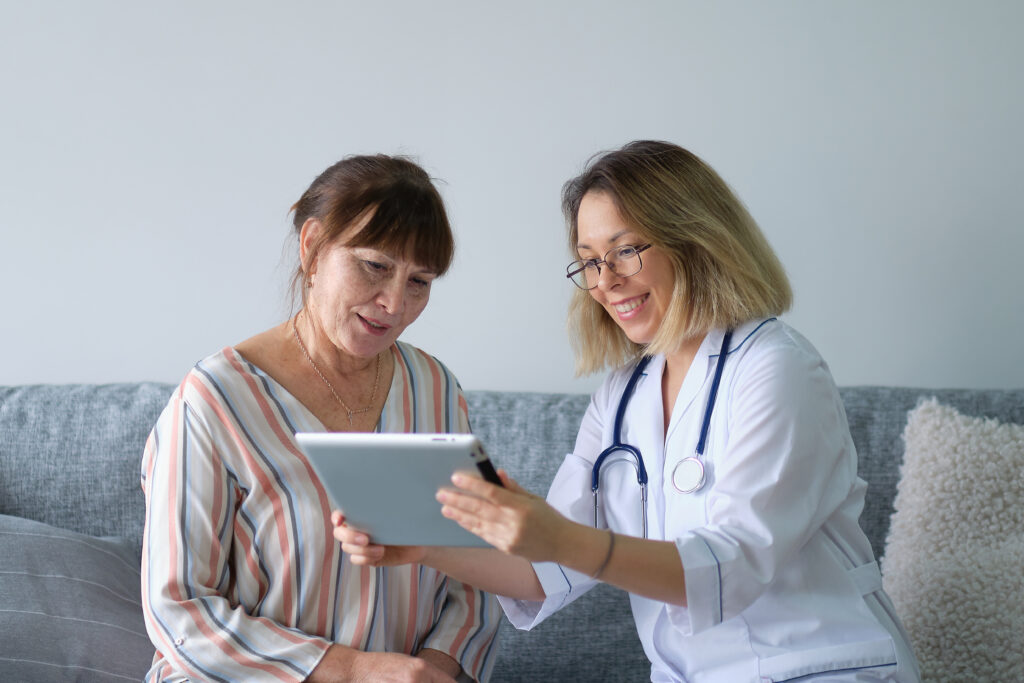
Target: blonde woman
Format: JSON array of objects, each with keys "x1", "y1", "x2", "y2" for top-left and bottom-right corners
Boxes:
[{"x1": 335, "y1": 141, "x2": 920, "y2": 682}]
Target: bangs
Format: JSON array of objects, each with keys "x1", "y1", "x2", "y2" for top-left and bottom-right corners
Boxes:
[{"x1": 331, "y1": 183, "x2": 454, "y2": 276}]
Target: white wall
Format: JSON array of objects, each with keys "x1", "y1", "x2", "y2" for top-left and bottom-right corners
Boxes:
[{"x1": 1, "y1": 1, "x2": 1021, "y2": 393}]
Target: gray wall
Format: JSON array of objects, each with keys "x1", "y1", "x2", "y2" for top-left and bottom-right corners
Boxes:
[{"x1": 2, "y1": 1, "x2": 1021, "y2": 393}]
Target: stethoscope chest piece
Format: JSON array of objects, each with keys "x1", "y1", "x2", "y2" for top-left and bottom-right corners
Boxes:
[{"x1": 671, "y1": 456, "x2": 705, "y2": 494}]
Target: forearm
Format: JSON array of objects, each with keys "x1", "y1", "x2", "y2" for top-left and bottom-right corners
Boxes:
[
  {"x1": 416, "y1": 648, "x2": 461, "y2": 678},
  {"x1": 554, "y1": 521, "x2": 688, "y2": 606},
  {"x1": 421, "y1": 546, "x2": 544, "y2": 601},
  {"x1": 308, "y1": 644, "x2": 458, "y2": 682},
  {"x1": 434, "y1": 472, "x2": 684, "y2": 603}
]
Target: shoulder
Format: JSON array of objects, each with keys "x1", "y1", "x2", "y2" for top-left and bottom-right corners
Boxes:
[
  {"x1": 725, "y1": 319, "x2": 839, "y2": 411},
  {"x1": 149, "y1": 348, "x2": 251, "y2": 441},
  {"x1": 392, "y1": 340, "x2": 464, "y2": 389},
  {"x1": 172, "y1": 347, "x2": 259, "y2": 411},
  {"x1": 728, "y1": 319, "x2": 827, "y2": 378}
]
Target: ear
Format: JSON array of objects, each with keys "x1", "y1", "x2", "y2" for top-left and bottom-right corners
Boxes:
[{"x1": 299, "y1": 218, "x2": 324, "y2": 274}]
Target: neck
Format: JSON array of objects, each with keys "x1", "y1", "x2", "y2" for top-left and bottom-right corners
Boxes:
[
  {"x1": 663, "y1": 333, "x2": 706, "y2": 378},
  {"x1": 294, "y1": 310, "x2": 377, "y2": 377}
]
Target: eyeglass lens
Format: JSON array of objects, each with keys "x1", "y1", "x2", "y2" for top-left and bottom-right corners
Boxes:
[{"x1": 568, "y1": 245, "x2": 645, "y2": 290}]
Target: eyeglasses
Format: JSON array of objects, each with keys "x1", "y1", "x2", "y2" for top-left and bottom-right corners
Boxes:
[{"x1": 565, "y1": 244, "x2": 652, "y2": 290}]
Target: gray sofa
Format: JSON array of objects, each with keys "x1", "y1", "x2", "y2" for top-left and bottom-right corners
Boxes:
[{"x1": 2, "y1": 382, "x2": 1022, "y2": 682}]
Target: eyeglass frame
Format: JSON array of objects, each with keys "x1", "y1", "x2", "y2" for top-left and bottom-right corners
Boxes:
[{"x1": 565, "y1": 243, "x2": 653, "y2": 290}]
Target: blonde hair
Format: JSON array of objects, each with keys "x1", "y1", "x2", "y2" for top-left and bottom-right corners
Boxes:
[{"x1": 563, "y1": 141, "x2": 792, "y2": 375}]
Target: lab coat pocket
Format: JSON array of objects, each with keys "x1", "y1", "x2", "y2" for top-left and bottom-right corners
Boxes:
[{"x1": 757, "y1": 637, "x2": 897, "y2": 682}]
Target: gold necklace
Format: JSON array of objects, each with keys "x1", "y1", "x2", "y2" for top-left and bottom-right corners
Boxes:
[{"x1": 292, "y1": 315, "x2": 382, "y2": 426}]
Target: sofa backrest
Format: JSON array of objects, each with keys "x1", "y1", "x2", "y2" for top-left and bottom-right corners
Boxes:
[
  {"x1": 3, "y1": 382, "x2": 1023, "y2": 681},
  {"x1": 0, "y1": 383, "x2": 173, "y2": 557}
]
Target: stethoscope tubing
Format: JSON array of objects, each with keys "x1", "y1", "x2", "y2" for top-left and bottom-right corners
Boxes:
[{"x1": 591, "y1": 330, "x2": 733, "y2": 539}]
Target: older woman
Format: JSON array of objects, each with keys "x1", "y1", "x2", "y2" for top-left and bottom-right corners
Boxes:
[
  {"x1": 336, "y1": 142, "x2": 920, "y2": 682},
  {"x1": 141, "y1": 155, "x2": 499, "y2": 683}
]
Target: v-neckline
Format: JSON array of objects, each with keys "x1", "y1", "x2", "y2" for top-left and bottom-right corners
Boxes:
[{"x1": 227, "y1": 344, "x2": 402, "y2": 433}]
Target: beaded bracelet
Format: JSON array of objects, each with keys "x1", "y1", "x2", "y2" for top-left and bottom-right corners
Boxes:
[{"x1": 591, "y1": 528, "x2": 616, "y2": 580}]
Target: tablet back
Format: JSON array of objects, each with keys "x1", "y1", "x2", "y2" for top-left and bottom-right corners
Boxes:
[{"x1": 295, "y1": 432, "x2": 492, "y2": 547}]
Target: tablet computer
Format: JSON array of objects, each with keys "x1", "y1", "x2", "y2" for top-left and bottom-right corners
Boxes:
[{"x1": 295, "y1": 432, "x2": 502, "y2": 547}]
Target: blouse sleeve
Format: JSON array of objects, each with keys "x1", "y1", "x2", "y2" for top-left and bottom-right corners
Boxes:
[
  {"x1": 140, "y1": 384, "x2": 329, "y2": 682},
  {"x1": 670, "y1": 340, "x2": 858, "y2": 635},
  {"x1": 417, "y1": 386, "x2": 501, "y2": 681}
]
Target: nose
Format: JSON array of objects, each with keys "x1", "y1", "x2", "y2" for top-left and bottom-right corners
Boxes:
[
  {"x1": 376, "y1": 275, "x2": 406, "y2": 315},
  {"x1": 594, "y1": 263, "x2": 624, "y2": 292}
]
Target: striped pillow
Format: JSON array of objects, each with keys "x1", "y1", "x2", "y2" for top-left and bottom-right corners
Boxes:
[{"x1": 0, "y1": 514, "x2": 154, "y2": 681}]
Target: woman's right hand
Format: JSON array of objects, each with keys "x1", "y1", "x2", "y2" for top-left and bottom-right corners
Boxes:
[
  {"x1": 307, "y1": 645, "x2": 457, "y2": 683},
  {"x1": 437, "y1": 469, "x2": 568, "y2": 564},
  {"x1": 331, "y1": 511, "x2": 428, "y2": 567}
]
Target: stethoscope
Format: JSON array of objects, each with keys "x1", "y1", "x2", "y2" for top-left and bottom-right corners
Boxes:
[{"x1": 591, "y1": 329, "x2": 733, "y2": 538}]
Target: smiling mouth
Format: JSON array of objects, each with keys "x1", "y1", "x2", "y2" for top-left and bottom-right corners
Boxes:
[
  {"x1": 360, "y1": 315, "x2": 389, "y2": 331},
  {"x1": 613, "y1": 294, "x2": 648, "y2": 314}
]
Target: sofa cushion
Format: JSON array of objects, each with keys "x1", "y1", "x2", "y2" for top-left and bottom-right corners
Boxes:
[
  {"x1": 0, "y1": 383, "x2": 174, "y2": 558},
  {"x1": 882, "y1": 399, "x2": 1024, "y2": 682},
  {"x1": 0, "y1": 514, "x2": 154, "y2": 681}
]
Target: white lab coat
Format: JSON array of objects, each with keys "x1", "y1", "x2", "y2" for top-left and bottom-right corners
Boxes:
[{"x1": 499, "y1": 319, "x2": 920, "y2": 682}]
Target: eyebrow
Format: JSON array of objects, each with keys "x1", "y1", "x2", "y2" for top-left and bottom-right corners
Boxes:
[
  {"x1": 576, "y1": 230, "x2": 632, "y2": 252},
  {"x1": 353, "y1": 247, "x2": 438, "y2": 276}
]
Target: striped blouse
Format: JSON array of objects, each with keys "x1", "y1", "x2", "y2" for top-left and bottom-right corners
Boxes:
[{"x1": 141, "y1": 342, "x2": 500, "y2": 682}]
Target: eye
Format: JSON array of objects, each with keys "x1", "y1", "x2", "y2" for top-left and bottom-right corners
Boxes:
[
  {"x1": 407, "y1": 276, "x2": 432, "y2": 297},
  {"x1": 360, "y1": 259, "x2": 393, "y2": 281},
  {"x1": 616, "y1": 246, "x2": 637, "y2": 258}
]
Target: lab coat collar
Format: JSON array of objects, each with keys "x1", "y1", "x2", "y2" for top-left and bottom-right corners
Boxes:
[{"x1": 703, "y1": 317, "x2": 778, "y2": 359}]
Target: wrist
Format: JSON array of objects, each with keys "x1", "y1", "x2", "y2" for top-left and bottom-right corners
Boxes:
[
  {"x1": 417, "y1": 647, "x2": 461, "y2": 677},
  {"x1": 590, "y1": 528, "x2": 615, "y2": 580},
  {"x1": 418, "y1": 545, "x2": 438, "y2": 566},
  {"x1": 551, "y1": 520, "x2": 596, "y2": 569},
  {"x1": 306, "y1": 644, "x2": 356, "y2": 682}
]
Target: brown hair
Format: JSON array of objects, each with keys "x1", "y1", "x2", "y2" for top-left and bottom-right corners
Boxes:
[
  {"x1": 562, "y1": 140, "x2": 792, "y2": 375},
  {"x1": 290, "y1": 154, "x2": 454, "y2": 306}
]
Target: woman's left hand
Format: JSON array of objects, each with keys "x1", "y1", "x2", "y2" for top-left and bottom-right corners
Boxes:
[
  {"x1": 331, "y1": 511, "x2": 428, "y2": 567},
  {"x1": 437, "y1": 469, "x2": 568, "y2": 563}
]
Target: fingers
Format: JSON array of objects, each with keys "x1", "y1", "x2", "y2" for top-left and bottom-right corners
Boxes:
[
  {"x1": 330, "y1": 512, "x2": 386, "y2": 565},
  {"x1": 342, "y1": 543, "x2": 387, "y2": 565},
  {"x1": 449, "y1": 471, "x2": 497, "y2": 497},
  {"x1": 450, "y1": 472, "x2": 526, "y2": 506},
  {"x1": 497, "y1": 469, "x2": 529, "y2": 495},
  {"x1": 439, "y1": 498, "x2": 496, "y2": 548},
  {"x1": 436, "y1": 485, "x2": 491, "y2": 517},
  {"x1": 331, "y1": 520, "x2": 370, "y2": 547}
]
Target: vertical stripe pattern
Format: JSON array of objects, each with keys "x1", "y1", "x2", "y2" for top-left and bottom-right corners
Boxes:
[{"x1": 141, "y1": 342, "x2": 500, "y2": 682}]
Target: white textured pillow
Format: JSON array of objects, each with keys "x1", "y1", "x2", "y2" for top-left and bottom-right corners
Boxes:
[{"x1": 882, "y1": 399, "x2": 1024, "y2": 682}]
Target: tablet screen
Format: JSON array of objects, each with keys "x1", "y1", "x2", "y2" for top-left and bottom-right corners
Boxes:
[{"x1": 296, "y1": 432, "x2": 499, "y2": 547}]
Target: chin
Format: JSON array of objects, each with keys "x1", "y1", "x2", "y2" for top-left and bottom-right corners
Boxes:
[{"x1": 621, "y1": 329, "x2": 654, "y2": 346}]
